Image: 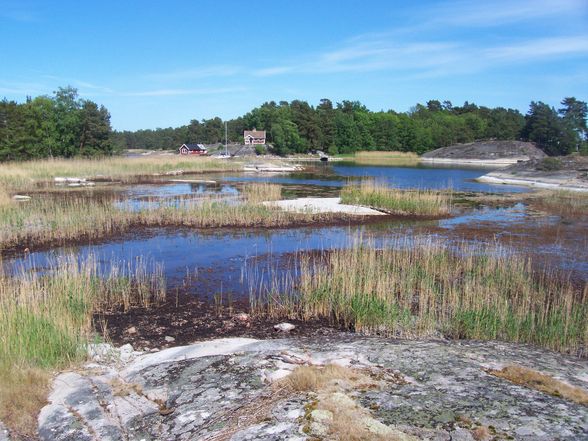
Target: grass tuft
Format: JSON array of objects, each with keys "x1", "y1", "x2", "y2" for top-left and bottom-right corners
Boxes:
[
  {"x1": 241, "y1": 182, "x2": 282, "y2": 204},
  {"x1": 488, "y1": 365, "x2": 588, "y2": 406},
  {"x1": 340, "y1": 180, "x2": 452, "y2": 216}
]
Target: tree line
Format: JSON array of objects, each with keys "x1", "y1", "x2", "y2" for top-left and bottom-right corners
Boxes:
[
  {"x1": 0, "y1": 87, "x2": 112, "y2": 161},
  {"x1": 1, "y1": 86, "x2": 586, "y2": 161},
  {"x1": 112, "y1": 97, "x2": 588, "y2": 157}
]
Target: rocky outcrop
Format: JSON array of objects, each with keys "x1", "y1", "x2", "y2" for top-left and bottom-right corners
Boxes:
[
  {"x1": 421, "y1": 141, "x2": 546, "y2": 166},
  {"x1": 37, "y1": 336, "x2": 588, "y2": 440},
  {"x1": 478, "y1": 156, "x2": 588, "y2": 192}
]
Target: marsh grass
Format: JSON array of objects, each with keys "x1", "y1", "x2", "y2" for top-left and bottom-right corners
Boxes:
[
  {"x1": 340, "y1": 180, "x2": 452, "y2": 216},
  {"x1": 0, "y1": 254, "x2": 165, "y2": 437},
  {"x1": 0, "y1": 187, "x2": 342, "y2": 250},
  {"x1": 0, "y1": 187, "x2": 11, "y2": 208},
  {"x1": 0, "y1": 255, "x2": 165, "y2": 369},
  {"x1": 0, "y1": 155, "x2": 244, "y2": 192},
  {"x1": 253, "y1": 238, "x2": 588, "y2": 355},
  {"x1": 242, "y1": 182, "x2": 282, "y2": 203},
  {"x1": 532, "y1": 190, "x2": 588, "y2": 216},
  {"x1": 352, "y1": 150, "x2": 419, "y2": 166}
]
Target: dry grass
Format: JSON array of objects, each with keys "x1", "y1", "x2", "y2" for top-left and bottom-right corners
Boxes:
[
  {"x1": 353, "y1": 151, "x2": 420, "y2": 166},
  {"x1": 241, "y1": 182, "x2": 282, "y2": 204},
  {"x1": 340, "y1": 180, "x2": 452, "y2": 216},
  {"x1": 0, "y1": 188, "x2": 12, "y2": 208},
  {"x1": 0, "y1": 192, "x2": 340, "y2": 250},
  {"x1": 286, "y1": 364, "x2": 361, "y2": 392},
  {"x1": 0, "y1": 155, "x2": 244, "y2": 192},
  {"x1": 531, "y1": 190, "x2": 588, "y2": 216},
  {"x1": 109, "y1": 378, "x2": 143, "y2": 397},
  {"x1": 0, "y1": 366, "x2": 50, "y2": 439},
  {"x1": 488, "y1": 365, "x2": 588, "y2": 406}
]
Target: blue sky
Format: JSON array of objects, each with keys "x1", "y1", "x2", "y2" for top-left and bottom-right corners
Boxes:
[{"x1": 1, "y1": 0, "x2": 587, "y2": 130}]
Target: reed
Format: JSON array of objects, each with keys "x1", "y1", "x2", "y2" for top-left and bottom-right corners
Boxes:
[
  {"x1": 352, "y1": 150, "x2": 420, "y2": 165},
  {"x1": 0, "y1": 190, "x2": 342, "y2": 250},
  {"x1": 340, "y1": 180, "x2": 452, "y2": 216},
  {"x1": 241, "y1": 182, "x2": 282, "y2": 203},
  {"x1": 0, "y1": 254, "x2": 165, "y2": 369},
  {"x1": 0, "y1": 254, "x2": 165, "y2": 437},
  {"x1": 532, "y1": 190, "x2": 588, "y2": 216},
  {"x1": 0, "y1": 155, "x2": 244, "y2": 191},
  {"x1": 252, "y1": 238, "x2": 588, "y2": 355}
]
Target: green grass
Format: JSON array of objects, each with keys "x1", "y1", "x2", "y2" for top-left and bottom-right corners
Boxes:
[
  {"x1": 0, "y1": 254, "x2": 165, "y2": 438},
  {"x1": 252, "y1": 238, "x2": 588, "y2": 355},
  {"x1": 340, "y1": 181, "x2": 452, "y2": 216},
  {"x1": 0, "y1": 254, "x2": 165, "y2": 369}
]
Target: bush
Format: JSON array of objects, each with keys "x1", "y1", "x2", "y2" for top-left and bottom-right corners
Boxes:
[
  {"x1": 255, "y1": 145, "x2": 265, "y2": 155},
  {"x1": 536, "y1": 157, "x2": 562, "y2": 171}
]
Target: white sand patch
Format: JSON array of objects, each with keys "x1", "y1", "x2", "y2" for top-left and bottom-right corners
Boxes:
[{"x1": 264, "y1": 197, "x2": 385, "y2": 215}]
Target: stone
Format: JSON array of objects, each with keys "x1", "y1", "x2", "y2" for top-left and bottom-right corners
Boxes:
[
  {"x1": 12, "y1": 195, "x2": 31, "y2": 201},
  {"x1": 125, "y1": 326, "x2": 137, "y2": 335},
  {"x1": 310, "y1": 409, "x2": 333, "y2": 423},
  {"x1": 164, "y1": 336, "x2": 175, "y2": 343},
  {"x1": 273, "y1": 322, "x2": 295, "y2": 332},
  {"x1": 37, "y1": 336, "x2": 588, "y2": 441},
  {"x1": 234, "y1": 312, "x2": 250, "y2": 322}
]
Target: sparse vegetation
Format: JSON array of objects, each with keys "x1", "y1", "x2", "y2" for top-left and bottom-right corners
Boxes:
[
  {"x1": 0, "y1": 155, "x2": 244, "y2": 192},
  {"x1": 340, "y1": 180, "x2": 452, "y2": 216},
  {"x1": 286, "y1": 364, "x2": 361, "y2": 392},
  {"x1": 0, "y1": 367, "x2": 50, "y2": 439},
  {"x1": 536, "y1": 157, "x2": 563, "y2": 171},
  {"x1": 488, "y1": 365, "x2": 588, "y2": 406},
  {"x1": 531, "y1": 190, "x2": 588, "y2": 216},
  {"x1": 253, "y1": 239, "x2": 588, "y2": 355}
]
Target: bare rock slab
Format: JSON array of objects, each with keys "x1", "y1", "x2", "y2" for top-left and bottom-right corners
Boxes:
[{"x1": 38, "y1": 336, "x2": 588, "y2": 440}]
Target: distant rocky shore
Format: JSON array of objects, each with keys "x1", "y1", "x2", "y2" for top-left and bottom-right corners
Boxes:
[
  {"x1": 477, "y1": 155, "x2": 588, "y2": 192},
  {"x1": 421, "y1": 140, "x2": 546, "y2": 167}
]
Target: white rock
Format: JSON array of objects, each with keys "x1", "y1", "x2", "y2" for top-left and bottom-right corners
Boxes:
[
  {"x1": 274, "y1": 323, "x2": 295, "y2": 332},
  {"x1": 164, "y1": 336, "x2": 175, "y2": 343},
  {"x1": 12, "y1": 195, "x2": 31, "y2": 201}
]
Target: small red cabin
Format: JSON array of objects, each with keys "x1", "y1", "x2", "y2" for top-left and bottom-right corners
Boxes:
[{"x1": 179, "y1": 143, "x2": 208, "y2": 155}]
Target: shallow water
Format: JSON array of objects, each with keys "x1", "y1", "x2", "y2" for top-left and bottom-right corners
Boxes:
[{"x1": 7, "y1": 163, "x2": 586, "y2": 298}]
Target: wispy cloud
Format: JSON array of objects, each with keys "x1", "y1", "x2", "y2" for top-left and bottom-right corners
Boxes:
[
  {"x1": 484, "y1": 36, "x2": 588, "y2": 61},
  {"x1": 425, "y1": 0, "x2": 586, "y2": 28},
  {"x1": 123, "y1": 86, "x2": 246, "y2": 97}
]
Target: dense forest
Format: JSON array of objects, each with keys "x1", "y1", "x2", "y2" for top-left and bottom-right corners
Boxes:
[
  {"x1": 1, "y1": 87, "x2": 586, "y2": 161},
  {"x1": 0, "y1": 87, "x2": 112, "y2": 160}
]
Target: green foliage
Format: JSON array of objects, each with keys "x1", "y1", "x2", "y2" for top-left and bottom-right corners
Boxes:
[
  {"x1": 522, "y1": 101, "x2": 580, "y2": 156},
  {"x1": 0, "y1": 86, "x2": 112, "y2": 160},
  {"x1": 4, "y1": 89, "x2": 585, "y2": 159},
  {"x1": 536, "y1": 157, "x2": 562, "y2": 171}
]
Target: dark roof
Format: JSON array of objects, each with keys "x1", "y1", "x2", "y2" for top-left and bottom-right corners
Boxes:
[{"x1": 181, "y1": 143, "x2": 207, "y2": 151}]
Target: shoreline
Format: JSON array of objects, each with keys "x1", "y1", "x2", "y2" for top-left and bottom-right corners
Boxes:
[
  {"x1": 419, "y1": 157, "x2": 528, "y2": 167},
  {"x1": 477, "y1": 173, "x2": 588, "y2": 192}
]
